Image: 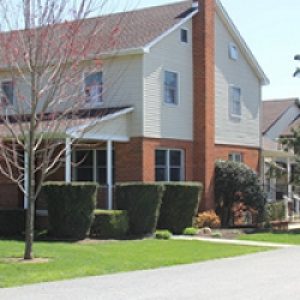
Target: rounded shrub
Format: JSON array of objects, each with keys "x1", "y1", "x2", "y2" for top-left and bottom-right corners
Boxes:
[
  {"x1": 155, "y1": 230, "x2": 172, "y2": 240},
  {"x1": 90, "y1": 210, "x2": 129, "y2": 239},
  {"x1": 43, "y1": 182, "x2": 98, "y2": 240},
  {"x1": 116, "y1": 183, "x2": 164, "y2": 236},
  {"x1": 157, "y1": 183, "x2": 203, "y2": 234},
  {"x1": 182, "y1": 227, "x2": 199, "y2": 236}
]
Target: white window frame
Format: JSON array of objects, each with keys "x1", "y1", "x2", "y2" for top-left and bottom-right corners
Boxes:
[
  {"x1": 83, "y1": 71, "x2": 103, "y2": 105},
  {"x1": 229, "y1": 85, "x2": 242, "y2": 118},
  {"x1": 0, "y1": 80, "x2": 14, "y2": 106},
  {"x1": 229, "y1": 42, "x2": 239, "y2": 60},
  {"x1": 229, "y1": 152, "x2": 243, "y2": 163},
  {"x1": 163, "y1": 70, "x2": 180, "y2": 106},
  {"x1": 180, "y1": 28, "x2": 189, "y2": 44},
  {"x1": 155, "y1": 148, "x2": 185, "y2": 181}
]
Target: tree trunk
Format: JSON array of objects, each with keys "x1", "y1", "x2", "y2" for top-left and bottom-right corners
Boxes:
[{"x1": 24, "y1": 145, "x2": 35, "y2": 260}]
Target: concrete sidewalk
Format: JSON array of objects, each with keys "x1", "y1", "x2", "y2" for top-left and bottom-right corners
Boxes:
[
  {"x1": 173, "y1": 235, "x2": 294, "y2": 248},
  {"x1": 1, "y1": 247, "x2": 300, "y2": 300}
]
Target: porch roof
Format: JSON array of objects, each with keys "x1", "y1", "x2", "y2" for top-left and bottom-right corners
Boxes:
[{"x1": 0, "y1": 106, "x2": 134, "y2": 142}]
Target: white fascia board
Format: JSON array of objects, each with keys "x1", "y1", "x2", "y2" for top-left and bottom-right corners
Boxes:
[
  {"x1": 143, "y1": 10, "x2": 198, "y2": 52},
  {"x1": 216, "y1": 0, "x2": 270, "y2": 86}
]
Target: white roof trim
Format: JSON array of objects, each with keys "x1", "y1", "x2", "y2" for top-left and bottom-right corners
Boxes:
[
  {"x1": 67, "y1": 107, "x2": 134, "y2": 138},
  {"x1": 143, "y1": 9, "x2": 198, "y2": 52},
  {"x1": 215, "y1": 0, "x2": 269, "y2": 86}
]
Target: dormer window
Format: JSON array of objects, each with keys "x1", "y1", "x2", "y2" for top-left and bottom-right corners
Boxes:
[
  {"x1": 229, "y1": 42, "x2": 238, "y2": 60},
  {"x1": 180, "y1": 29, "x2": 188, "y2": 43},
  {"x1": 1, "y1": 81, "x2": 14, "y2": 105},
  {"x1": 84, "y1": 71, "x2": 103, "y2": 103}
]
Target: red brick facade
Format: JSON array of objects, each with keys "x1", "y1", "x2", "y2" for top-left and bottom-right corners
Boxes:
[
  {"x1": 215, "y1": 144, "x2": 260, "y2": 173},
  {"x1": 193, "y1": 0, "x2": 216, "y2": 210}
]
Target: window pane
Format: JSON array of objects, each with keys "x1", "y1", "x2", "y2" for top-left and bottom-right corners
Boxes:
[
  {"x1": 164, "y1": 71, "x2": 178, "y2": 104},
  {"x1": 155, "y1": 167, "x2": 167, "y2": 181},
  {"x1": 77, "y1": 168, "x2": 93, "y2": 181},
  {"x1": 75, "y1": 150, "x2": 93, "y2": 167},
  {"x1": 181, "y1": 29, "x2": 188, "y2": 43},
  {"x1": 97, "y1": 150, "x2": 106, "y2": 166},
  {"x1": 231, "y1": 87, "x2": 241, "y2": 115},
  {"x1": 170, "y1": 168, "x2": 181, "y2": 181},
  {"x1": 84, "y1": 72, "x2": 103, "y2": 103},
  {"x1": 98, "y1": 167, "x2": 106, "y2": 184},
  {"x1": 155, "y1": 150, "x2": 166, "y2": 166},
  {"x1": 170, "y1": 150, "x2": 181, "y2": 167},
  {"x1": 1, "y1": 81, "x2": 14, "y2": 104}
]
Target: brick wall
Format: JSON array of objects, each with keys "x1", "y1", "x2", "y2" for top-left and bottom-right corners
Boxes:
[
  {"x1": 115, "y1": 137, "x2": 194, "y2": 182},
  {"x1": 192, "y1": 0, "x2": 216, "y2": 210},
  {"x1": 215, "y1": 144, "x2": 260, "y2": 172}
]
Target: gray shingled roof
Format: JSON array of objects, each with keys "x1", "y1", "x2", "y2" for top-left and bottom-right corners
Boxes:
[{"x1": 262, "y1": 98, "x2": 299, "y2": 134}]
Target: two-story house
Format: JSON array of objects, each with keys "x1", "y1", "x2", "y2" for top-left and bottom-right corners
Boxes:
[{"x1": 0, "y1": 0, "x2": 268, "y2": 214}]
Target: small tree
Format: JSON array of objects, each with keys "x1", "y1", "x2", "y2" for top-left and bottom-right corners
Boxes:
[
  {"x1": 0, "y1": 0, "x2": 129, "y2": 259},
  {"x1": 215, "y1": 160, "x2": 265, "y2": 227}
]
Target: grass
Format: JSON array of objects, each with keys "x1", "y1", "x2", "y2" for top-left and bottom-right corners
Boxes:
[
  {"x1": 239, "y1": 232, "x2": 300, "y2": 245},
  {"x1": 0, "y1": 239, "x2": 270, "y2": 288}
]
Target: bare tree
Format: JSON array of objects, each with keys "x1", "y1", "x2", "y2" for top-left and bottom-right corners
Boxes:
[{"x1": 0, "y1": 0, "x2": 126, "y2": 259}]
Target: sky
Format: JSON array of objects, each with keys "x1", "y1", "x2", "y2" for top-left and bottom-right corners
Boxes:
[{"x1": 105, "y1": 0, "x2": 300, "y2": 100}]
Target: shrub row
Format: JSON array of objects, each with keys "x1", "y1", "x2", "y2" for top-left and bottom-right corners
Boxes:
[
  {"x1": 264, "y1": 201, "x2": 285, "y2": 227},
  {"x1": 43, "y1": 182, "x2": 98, "y2": 239},
  {"x1": 116, "y1": 182, "x2": 203, "y2": 236},
  {"x1": 0, "y1": 209, "x2": 25, "y2": 236}
]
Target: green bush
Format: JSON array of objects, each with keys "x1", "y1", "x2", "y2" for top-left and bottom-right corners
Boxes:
[
  {"x1": 116, "y1": 183, "x2": 164, "y2": 236},
  {"x1": 264, "y1": 201, "x2": 285, "y2": 226},
  {"x1": 90, "y1": 210, "x2": 129, "y2": 239},
  {"x1": 0, "y1": 209, "x2": 25, "y2": 236},
  {"x1": 215, "y1": 160, "x2": 266, "y2": 227},
  {"x1": 43, "y1": 182, "x2": 98, "y2": 239},
  {"x1": 183, "y1": 227, "x2": 199, "y2": 236},
  {"x1": 155, "y1": 230, "x2": 172, "y2": 240},
  {"x1": 157, "y1": 183, "x2": 203, "y2": 234}
]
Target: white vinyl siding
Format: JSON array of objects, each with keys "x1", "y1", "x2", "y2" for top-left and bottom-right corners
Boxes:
[
  {"x1": 215, "y1": 13, "x2": 261, "y2": 148},
  {"x1": 143, "y1": 20, "x2": 193, "y2": 140}
]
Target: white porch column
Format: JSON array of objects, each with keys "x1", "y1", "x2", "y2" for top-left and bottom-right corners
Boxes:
[
  {"x1": 287, "y1": 157, "x2": 292, "y2": 199},
  {"x1": 65, "y1": 138, "x2": 72, "y2": 183},
  {"x1": 107, "y1": 140, "x2": 113, "y2": 210},
  {"x1": 24, "y1": 149, "x2": 29, "y2": 209}
]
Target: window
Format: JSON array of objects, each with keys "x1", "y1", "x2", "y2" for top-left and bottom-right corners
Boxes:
[
  {"x1": 164, "y1": 71, "x2": 179, "y2": 105},
  {"x1": 230, "y1": 86, "x2": 241, "y2": 117},
  {"x1": 84, "y1": 72, "x2": 103, "y2": 103},
  {"x1": 229, "y1": 152, "x2": 243, "y2": 163},
  {"x1": 74, "y1": 149, "x2": 114, "y2": 184},
  {"x1": 1, "y1": 81, "x2": 14, "y2": 105},
  {"x1": 229, "y1": 43, "x2": 238, "y2": 60},
  {"x1": 180, "y1": 29, "x2": 188, "y2": 43},
  {"x1": 155, "y1": 149, "x2": 184, "y2": 181}
]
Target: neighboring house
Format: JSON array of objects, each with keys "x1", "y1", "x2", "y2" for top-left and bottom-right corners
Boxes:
[
  {"x1": 0, "y1": 0, "x2": 268, "y2": 213},
  {"x1": 262, "y1": 98, "x2": 300, "y2": 217}
]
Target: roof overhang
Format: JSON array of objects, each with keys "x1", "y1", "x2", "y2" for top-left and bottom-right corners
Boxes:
[
  {"x1": 67, "y1": 107, "x2": 134, "y2": 142},
  {"x1": 262, "y1": 149, "x2": 294, "y2": 158}
]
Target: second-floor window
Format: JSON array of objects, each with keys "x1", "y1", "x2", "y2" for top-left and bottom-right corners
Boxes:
[
  {"x1": 230, "y1": 86, "x2": 241, "y2": 117},
  {"x1": 84, "y1": 71, "x2": 103, "y2": 103},
  {"x1": 164, "y1": 71, "x2": 179, "y2": 105},
  {"x1": 1, "y1": 81, "x2": 14, "y2": 105}
]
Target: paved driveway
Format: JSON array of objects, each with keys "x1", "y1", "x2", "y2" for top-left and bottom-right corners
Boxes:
[{"x1": 1, "y1": 247, "x2": 300, "y2": 300}]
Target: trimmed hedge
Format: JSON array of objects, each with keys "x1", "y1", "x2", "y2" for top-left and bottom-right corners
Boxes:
[
  {"x1": 0, "y1": 209, "x2": 25, "y2": 236},
  {"x1": 155, "y1": 230, "x2": 172, "y2": 240},
  {"x1": 157, "y1": 183, "x2": 203, "y2": 234},
  {"x1": 116, "y1": 183, "x2": 164, "y2": 236},
  {"x1": 43, "y1": 182, "x2": 98, "y2": 239},
  {"x1": 90, "y1": 210, "x2": 129, "y2": 239}
]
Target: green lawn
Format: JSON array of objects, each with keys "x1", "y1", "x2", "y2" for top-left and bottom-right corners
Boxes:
[
  {"x1": 0, "y1": 239, "x2": 270, "y2": 288},
  {"x1": 239, "y1": 233, "x2": 300, "y2": 245}
]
